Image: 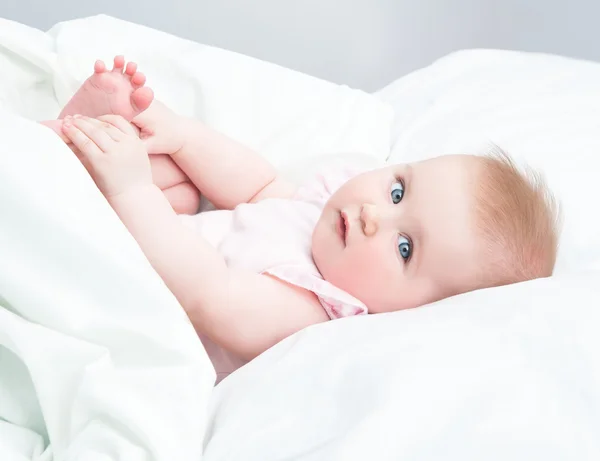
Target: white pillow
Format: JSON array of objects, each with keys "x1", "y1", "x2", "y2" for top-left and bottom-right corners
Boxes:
[
  {"x1": 376, "y1": 49, "x2": 600, "y2": 273},
  {"x1": 0, "y1": 15, "x2": 393, "y2": 170},
  {"x1": 205, "y1": 271, "x2": 600, "y2": 461},
  {"x1": 204, "y1": 50, "x2": 600, "y2": 461}
]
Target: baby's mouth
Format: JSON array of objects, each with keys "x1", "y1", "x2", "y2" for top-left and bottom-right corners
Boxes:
[{"x1": 338, "y1": 211, "x2": 348, "y2": 245}]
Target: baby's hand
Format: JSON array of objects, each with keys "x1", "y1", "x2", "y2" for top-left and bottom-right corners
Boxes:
[
  {"x1": 62, "y1": 115, "x2": 153, "y2": 198},
  {"x1": 132, "y1": 101, "x2": 190, "y2": 156}
]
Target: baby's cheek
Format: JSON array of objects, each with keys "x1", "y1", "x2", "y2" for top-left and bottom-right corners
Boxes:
[
  {"x1": 340, "y1": 242, "x2": 440, "y2": 312},
  {"x1": 342, "y1": 244, "x2": 398, "y2": 295}
]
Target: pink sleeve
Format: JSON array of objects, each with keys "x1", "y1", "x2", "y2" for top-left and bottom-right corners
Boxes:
[{"x1": 263, "y1": 265, "x2": 369, "y2": 319}]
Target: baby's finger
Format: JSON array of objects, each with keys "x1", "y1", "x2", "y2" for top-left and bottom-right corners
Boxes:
[
  {"x1": 69, "y1": 144, "x2": 93, "y2": 173},
  {"x1": 62, "y1": 122, "x2": 103, "y2": 158},
  {"x1": 66, "y1": 141, "x2": 83, "y2": 159},
  {"x1": 74, "y1": 116, "x2": 126, "y2": 141},
  {"x1": 97, "y1": 114, "x2": 139, "y2": 137},
  {"x1": 69, "y1": 117, "x2": 116, "y2": 152}
]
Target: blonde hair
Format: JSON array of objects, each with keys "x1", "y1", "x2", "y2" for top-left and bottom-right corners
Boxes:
[{"x1": 472, "y1": 146, "x2": 561, "y2": 288}]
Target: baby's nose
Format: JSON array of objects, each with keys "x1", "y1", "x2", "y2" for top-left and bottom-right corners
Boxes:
[{"x1": 360, "y1": 203, "x2": 379, "y2": 236}]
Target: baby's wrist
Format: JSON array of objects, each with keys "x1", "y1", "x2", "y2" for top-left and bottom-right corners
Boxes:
[
  {"x1": 172, "y1": 116, "x2": 202, "y2": 158},
  {"x1": 107, "y1": 183, "x2": 162, "y2": 209}
]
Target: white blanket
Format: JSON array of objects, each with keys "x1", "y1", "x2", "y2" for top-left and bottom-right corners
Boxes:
[
  {"x1": 0, "y1": 112, "x2": 213, "y2": 461},
  {"x1": 0, "y1": 15, "x2": 392, "y2": 461}
]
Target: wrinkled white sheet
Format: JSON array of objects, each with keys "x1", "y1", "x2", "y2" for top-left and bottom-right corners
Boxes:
[
  {"x1": 3, "y1": 13, "x2": 600, "y2": 461},
  {"x1": 0, "y1": 111, "x2": 213, "y2": 461},
  {"x1": 0, "y1": 14, "x2": 392, "y2": 461}
]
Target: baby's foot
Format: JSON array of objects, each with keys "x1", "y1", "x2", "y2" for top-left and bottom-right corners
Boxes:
[{"x1": 58, "y1": 56, "x2": 154, "y2": 121}]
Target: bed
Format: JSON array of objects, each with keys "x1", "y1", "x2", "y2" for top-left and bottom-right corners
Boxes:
[{"x1": 1, "y1": 14, "x2": 599, "y2": 461}]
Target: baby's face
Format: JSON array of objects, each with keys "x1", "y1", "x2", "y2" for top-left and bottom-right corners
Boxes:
[{"x1": 312, "y1": 155, "x2": 482, "y2": 313}]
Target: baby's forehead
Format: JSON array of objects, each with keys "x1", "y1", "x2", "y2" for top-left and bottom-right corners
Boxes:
[
  {"x1": 403, "y1": 155, "x2": 481, "y2": 262},
  {"x1": 387, "y1": 155, "x2": 480, "y2": 190},
  {"x1": 407, "y1": 153, "x2": 480, "y2": 169}
]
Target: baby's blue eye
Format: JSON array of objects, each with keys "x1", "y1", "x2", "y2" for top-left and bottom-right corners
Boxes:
[
  {"x1": 390, "y1": 181, "x2": 404, "y2": 204},
  {"x1": 398, "y1": 236, "x2": 411, "y2": 261}
]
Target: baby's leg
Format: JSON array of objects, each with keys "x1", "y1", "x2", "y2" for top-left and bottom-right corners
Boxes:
[{"x1": 40, "y1": 57, "x2": 200, "y2": 214}]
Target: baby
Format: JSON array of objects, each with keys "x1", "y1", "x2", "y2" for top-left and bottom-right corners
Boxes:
[{"x1": 44, "y1": 57, "x2": 560, "y2": 381}]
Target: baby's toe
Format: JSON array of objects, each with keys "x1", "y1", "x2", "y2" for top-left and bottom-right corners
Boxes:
[
  {"x1": 125, "y1": 62, "x2": 138, "y2": 76},
  {"x1": 94, "y1": 60, "x2": 107, "y2": 74},
  {"x1": 112, "y1": 55, "x2": 125, "y2": 72},
  {"x1": 131, "y1": 87, "x2": 154, "y2": 112},
  {"x1": 131, "y1": 71, "x2": 146, "y2": 88}
]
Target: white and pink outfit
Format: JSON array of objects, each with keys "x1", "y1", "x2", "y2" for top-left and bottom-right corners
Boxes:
[{"x1": 180, "y1": 168, "x2": 368, "y2": 382}]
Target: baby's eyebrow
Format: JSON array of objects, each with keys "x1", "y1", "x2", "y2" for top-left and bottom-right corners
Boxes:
[
  {"x1": 402, "y1": 164, "x2": 423, "y2": 273},
  {"x1": 403, "y1": 164, "x2": 414, "y2": 191},
  {"x1": 402, "y1": 164, "x2": 414, "y2": 202}
]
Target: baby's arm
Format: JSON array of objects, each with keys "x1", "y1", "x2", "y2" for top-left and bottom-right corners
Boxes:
[
  {"x1": 173, "y1": 122, "x2": 297, "y2": 209},
  {"x1": 63, "y1": 115, "x2": 328, "y2": 358},
  {"x1": 110, "y1": 186, "x2": 328, "y2": 359},
  {"x1": 133, "y1": 103, "x2": 296, "y2": 209}
]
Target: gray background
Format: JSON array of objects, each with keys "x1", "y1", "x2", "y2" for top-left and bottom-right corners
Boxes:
[{"x1": 2, "y1": 0, "x2": 599, "y2": 91}]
